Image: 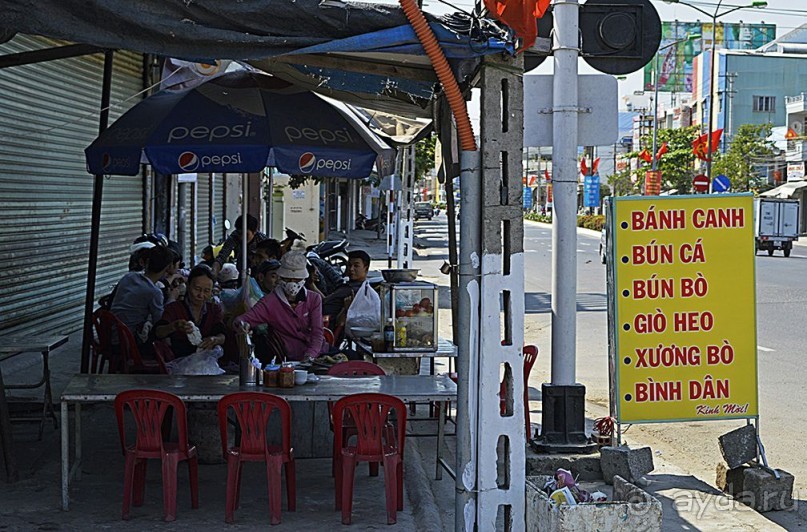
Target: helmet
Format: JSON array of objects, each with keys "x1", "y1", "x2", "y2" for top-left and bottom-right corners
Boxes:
[
  {"x1": 218, "y1": 263, "x2": 239, "y2": 282},
  {"x1": 130, "y1": 240, "x2": 156, "y2": 254},
  {"x1": 130, "y1": 233, "x2": 168, "y2": 254}
]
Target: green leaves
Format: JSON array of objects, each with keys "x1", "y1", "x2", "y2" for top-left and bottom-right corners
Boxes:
[{"x1": 712, "y1": 124, "x2": 776, "y2": 192}]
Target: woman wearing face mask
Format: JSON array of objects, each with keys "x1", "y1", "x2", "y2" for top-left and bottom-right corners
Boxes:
[{"x1": 235, "y1": 250, "x2": 326, "y2": 362}]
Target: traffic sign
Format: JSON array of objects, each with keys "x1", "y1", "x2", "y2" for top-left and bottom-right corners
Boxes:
[
  {"x1": 693, "y1": 174, "x2": 709, "y2": 193},
  {"x1": 584, "y1": 174, "x2": 601, "y2": 207},
  {"x1": 713, "y1": 174, "x2": 731, "y2": 193}
]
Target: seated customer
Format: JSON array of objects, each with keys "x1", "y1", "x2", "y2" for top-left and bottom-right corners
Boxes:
[
  {"x1": 236, "y1": 251, "x2": 326, "y2": 362},
  {"x1": 154, "y1": 265, "x2": 226, "y2": 359},
  {"x1": 110, "y1": 245, "x2": 174, "y2": 346},
  {"x1": 220, "y1": 258, "x2": 281, "y2": 316},
  {"x1": 322, "y1": 249, "x2": 372, "y2": 326}
]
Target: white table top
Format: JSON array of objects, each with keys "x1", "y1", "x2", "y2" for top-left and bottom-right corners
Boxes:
[
  {"x1": 61, "y1": 373, "x2": 457, "y2": 403},
  {"x1": 0, "y1": 335, "x2": 69, "y2": 356},
  {"x1": 354, "y1": 337, "x2": 457, "y2": 358}
]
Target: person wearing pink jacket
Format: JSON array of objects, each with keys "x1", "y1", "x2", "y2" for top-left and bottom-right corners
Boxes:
[{"x1": 236, "y1": 251, "x2": 326, "y2": 362}]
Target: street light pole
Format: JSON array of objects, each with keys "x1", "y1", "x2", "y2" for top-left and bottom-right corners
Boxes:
[
  {"x1": 664, "y1": 0, "x2": 767, "y2": 182},
  {"x1": 651, "y1": 33, "x2": 700, "y2": 172}
]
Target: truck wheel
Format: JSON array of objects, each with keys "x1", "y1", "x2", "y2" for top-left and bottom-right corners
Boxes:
[
  {"x1": 784, "y1": 246, "x2": 791, "y2": 258},
  {"x1": 767, "y1": 248, "x2": 775, "y2": 256}
]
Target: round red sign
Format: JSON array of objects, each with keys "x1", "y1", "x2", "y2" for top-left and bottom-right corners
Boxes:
[{"x1": 693, "y1": 174, "x2": 710, "y2": 192}]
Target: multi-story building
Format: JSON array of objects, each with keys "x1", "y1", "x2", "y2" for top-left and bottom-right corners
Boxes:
[{"x1": 691, "y1": 25, "x2": 807, "y2": 152}]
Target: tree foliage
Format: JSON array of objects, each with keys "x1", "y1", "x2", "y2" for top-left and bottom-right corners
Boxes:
[
  {"x1": 606, "y1": 126, "x2": 699, "y2": 195},
  {"x1": 415, "y1": 133, "x2": 436, "y2": 181},
  {"x1": 712, "y1": 124, "x2": 776, "y2": 192},
  {"x1": 633, "y1": 126, "x2": 700, "y2": 194},
  {"x1": 607, "y1": 166, "x2": 641, "y2": 196}
]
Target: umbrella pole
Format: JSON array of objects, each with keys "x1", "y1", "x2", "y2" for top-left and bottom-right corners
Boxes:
[
  {"x1": 241, "y1": 174, "x2": 248, "y2": 284},
  {"x1": 80, "y1": 50, "x2": 115, "y2": 374}
]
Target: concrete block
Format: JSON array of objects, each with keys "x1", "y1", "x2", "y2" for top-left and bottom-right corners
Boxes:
[
  {"x1": 526, "y1": 475, "x2": 662, "y2": 532},
  {"x1": 600, "y1": 446, "x2": 654, "y2": 485},
  {"x1": 526, "y1": 448, "x2": 603, "y2": 481},
  {"x1": 718, "y1": 425, "x2": 757, "y2": 469},
  {"x1": 738, "y1": 466, "x2": 794, "y2": 512},
  {"x1": 716, "y1": 462, "x2": 747, "y2": 497}
]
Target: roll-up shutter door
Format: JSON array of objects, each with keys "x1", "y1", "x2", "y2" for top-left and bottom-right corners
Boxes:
[
  {"x1": 214, "y1": 173, "x2": 226, "y2": 242},
  {"x1": 0, "y1": 35, "x2": 144, "y2": 336},
  {"x1": 196, "y1": 174, "x2": 211, "y2": 258}
]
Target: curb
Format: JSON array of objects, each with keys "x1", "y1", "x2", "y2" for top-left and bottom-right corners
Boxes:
[
  {"x1": 404, "y1": 436, "x2": 447, "y2": 531},
  {"x1": 523, "y1": 219, "x2": 602, "y2": 238}
]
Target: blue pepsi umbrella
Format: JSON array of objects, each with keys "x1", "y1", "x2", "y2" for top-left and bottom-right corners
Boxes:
[{"x1": 85, "y1": 71, "x2": 395, "y2": 178}]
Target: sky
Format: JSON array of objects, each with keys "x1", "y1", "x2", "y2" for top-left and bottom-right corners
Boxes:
[{"x1": 408, "y1": 0, "x2": 807, "y2": 126}]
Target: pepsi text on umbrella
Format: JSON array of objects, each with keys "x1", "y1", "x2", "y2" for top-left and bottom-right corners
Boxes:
[{"x1": 167, "y1": 122, "x2": 255, "y2": 143}]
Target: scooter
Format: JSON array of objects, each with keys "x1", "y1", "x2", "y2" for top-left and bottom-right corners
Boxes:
[
  {"x1": 355, "y1": 213, "x2": 385, "y2": 235},
  {"x1": 309, "y1": 238, "x2": 349, "y2": 274}
]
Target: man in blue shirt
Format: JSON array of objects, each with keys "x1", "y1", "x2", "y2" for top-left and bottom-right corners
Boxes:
[{"x1": 110, "y1": 245, "x2": 174, "y2": 344}]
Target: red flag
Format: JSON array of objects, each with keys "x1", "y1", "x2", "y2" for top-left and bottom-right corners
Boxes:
[
  {"x1": 544, "y1": 169, "x2": 550, "y2": 182},
  {"x1": 692, "y1": 129, "x2": 723, "y2": 161},
  {"x1": 655, "y1": 142, "x2": 669, "y2": 161},
  {"x1": 785, "y1": 128, "x2": 799, "y2": 140},
  {"x1": 580, "y1": 158, "x2": 589, "y2": 176},
  {"x1": 483, "y1": 0, "x2": 552, "y2": 51},
  {"x1": 592, "y1": 157, "x2": 600, "y2": 175},
  {"x1": 638, "y1": 149, "x2": 653, "y2": 164}
]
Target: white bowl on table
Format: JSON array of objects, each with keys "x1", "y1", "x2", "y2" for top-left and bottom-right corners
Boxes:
[
  {"x1": 349, "y1": 326, "x2": 377, "y2": 339},
  {"x1": 294, "y1": 369, "x2": 308, "y2": 385}
]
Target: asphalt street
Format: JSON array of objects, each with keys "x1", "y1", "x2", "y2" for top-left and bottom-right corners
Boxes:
[{"x1": 414, "y1": 214, "x2": 807, "y2": 529}]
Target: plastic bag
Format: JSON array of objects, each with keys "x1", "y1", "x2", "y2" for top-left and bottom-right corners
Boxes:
[
  {"x1": 165, "y1": 346, "x2": 225, "y2": 375},
  {"x1": 345, "y1": 281, "x2": 381, "y2": 331}
]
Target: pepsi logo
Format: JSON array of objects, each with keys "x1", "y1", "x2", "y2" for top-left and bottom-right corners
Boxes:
[
  {"x1": 102, "y1": 153, "x2": 112, "y2": 171},
  {"x1": 299, "y1": 152, "x2": 316, "y2": 174},
  {"x1": 178, "y1": 151, "x2": 200, "y2": 172}
]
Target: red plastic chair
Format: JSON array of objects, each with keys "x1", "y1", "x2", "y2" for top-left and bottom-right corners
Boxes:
[
  {"x1": 333, "y1": 393, "x2": 407, "y2": 525},
  {"x1": 217, "y1": 392, "x2": 296, "y2": 525},
  {"x1": 323, "y1": 327, "x2": 335, "y2": 347},
  {"x1": 92, "y1": 309, "x2": 165, "y2": 374},
  {"x1": 114, "y1": 390, "x2": 199, "y2": 522},
  {"x1": 327, "y1": 361, "x2": 386, "y2": 378},
  {"x1": 499, "y1": 345, "x2": 539, "y2": 440},
  {"x1": 327, "y1": 361, "x2": 386, "y2": 476}
]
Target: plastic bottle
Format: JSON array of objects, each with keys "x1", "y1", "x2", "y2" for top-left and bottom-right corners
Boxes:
[
  {"x1": 397, "y1": 322, "x2": 407, "y2": 348},
  {"x1": 384, "y1": 318, "x2": 395, "y2": 351}
]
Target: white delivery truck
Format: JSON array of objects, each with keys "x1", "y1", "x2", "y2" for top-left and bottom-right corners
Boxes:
[{"x1": 754, "y1": 197, "x2": 800, "y2": 257}]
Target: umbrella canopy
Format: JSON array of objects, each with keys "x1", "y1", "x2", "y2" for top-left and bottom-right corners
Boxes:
[{"x1": 85, "y1": 71, "x2": 395, "y2": 178}]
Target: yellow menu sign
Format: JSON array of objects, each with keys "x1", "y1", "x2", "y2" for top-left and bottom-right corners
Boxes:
[{"x1": 610, "y1": 195, "x2": 758, "y2": 423}]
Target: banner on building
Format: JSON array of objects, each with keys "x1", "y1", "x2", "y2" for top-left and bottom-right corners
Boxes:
[{"x1": 644, "y1": 21, "x2": 775, "y2": 93}]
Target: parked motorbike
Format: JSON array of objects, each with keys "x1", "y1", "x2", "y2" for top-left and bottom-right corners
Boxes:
[
  {"x1": 309, "y1": 238, "x2": 349, "y2": 274},
  {"x1": 356, "y1": 213, "x2": 386, "y2": 236}
]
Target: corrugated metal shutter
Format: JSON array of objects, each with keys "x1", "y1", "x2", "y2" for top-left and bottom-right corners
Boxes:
[
  {"x1": 196, "y1": 173, "x2": 212, "y2": 254},
  {"x1": 0, "y1": 35, "x2": 144, "y2": 336},
  {"x1": 213, "y1": 173, "x2": 226, "y2": 242}
]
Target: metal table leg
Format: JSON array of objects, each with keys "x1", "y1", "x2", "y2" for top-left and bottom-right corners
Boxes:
[
  {"x1": 436, "y1": 400, "x2": 445, "y2": 480},
  {"x1": 0, "y1": 367, "x2": 18, "y2": 483},
  {"x1": 61, "y1": 401, "x2": 69, "y2": 510},
  {"x1": 74, "y1": 404, "x2": 81, "y2": 481},
  {"x1": 39, "y1": 351, "x2": 57, "y2": 440}
]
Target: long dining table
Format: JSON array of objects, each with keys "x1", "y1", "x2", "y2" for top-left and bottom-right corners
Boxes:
[{"x1": 59, "y1": 373, "x2": 457, "y2": 511}]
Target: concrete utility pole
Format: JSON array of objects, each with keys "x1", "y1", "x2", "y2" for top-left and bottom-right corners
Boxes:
[
  {"x1": 455, "y1": 53, "x2": 525, "y2": 531},
  {"x1": 550, "y1": 0, "x2": 579, "y2": 388}
]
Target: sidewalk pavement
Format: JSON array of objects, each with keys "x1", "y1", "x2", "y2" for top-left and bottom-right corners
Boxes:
[{"x1": 0, "y1": 334, "x2": 457, "y2": 530}]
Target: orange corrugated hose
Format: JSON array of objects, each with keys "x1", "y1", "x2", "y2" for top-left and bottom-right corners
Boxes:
[{"x1": 399, "y1": 0, "x2": 478, "y2": 151}]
